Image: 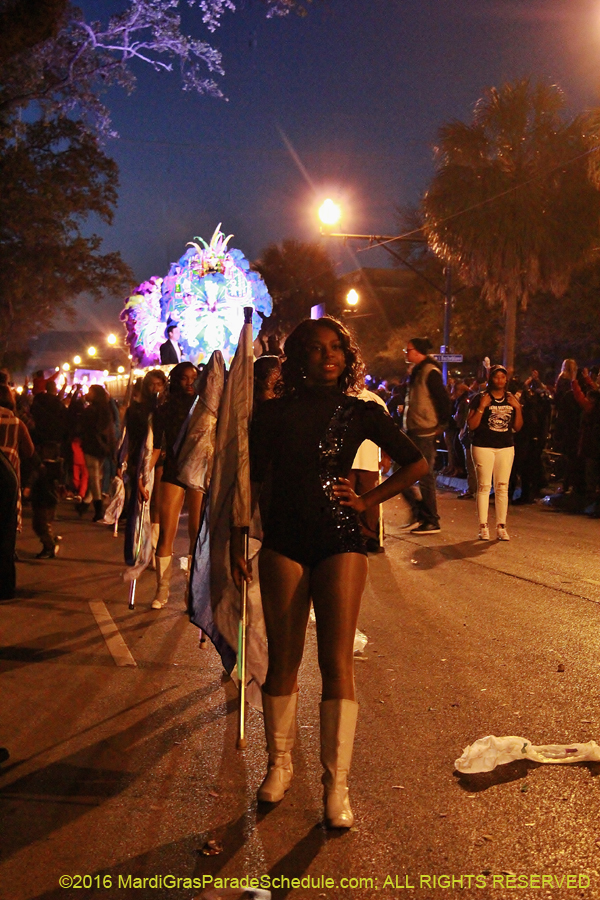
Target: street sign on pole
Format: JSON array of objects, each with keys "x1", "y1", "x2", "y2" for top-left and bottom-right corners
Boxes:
[{"x1": 433, "y1": 353, "x2": 463, "y2": 363}]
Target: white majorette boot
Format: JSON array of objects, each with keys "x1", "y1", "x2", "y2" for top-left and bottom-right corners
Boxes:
[
  {"x1": 257, "y1": 691, "x2": 298, "y2": 803},
  {"x1": 150, "y1": 523, "x2": 160, "y2": 569},
  {"x1": 151, "y1": 556, "x2": 172, "y2": 609},
  {"x1": 320, "y1": 698, "x2": 359, "y2": 828}
]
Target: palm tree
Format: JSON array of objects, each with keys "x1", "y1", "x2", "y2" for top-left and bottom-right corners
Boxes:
[{"x1": 423, "y1": 79, "x2": 600, "y2": 371}]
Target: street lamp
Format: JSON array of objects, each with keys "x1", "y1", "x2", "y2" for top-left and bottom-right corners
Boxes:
[
  {"x1": 73, "y1": 355, "x2": 81, "y2": 365},
  {"x1": 317, "y1": 200, "x2": 457, "y2": 383},
  {"x1": 87, "y1": 346, "x2": 97, "y2": 357},
  {"x1": 62, "y1": 362, "x2": 70, "y2": 371},
  {"x1": 319, "y1": 198, "x2": 341, "y2": 230},
  {"x1": 107, "y1": 333, "x2": 117, "y2": 345},
  {"x1": 346, "y1": 289, "x2": 359, "y2": 307}
]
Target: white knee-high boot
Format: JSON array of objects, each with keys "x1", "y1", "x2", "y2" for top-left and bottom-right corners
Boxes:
[
  {"x1": 151, "y1": 556, "x2": 172, "y2": 609},
  {"x1": 257, "y1": 691, "x2": 298, "y2": 803},
  {"x1": 320, "y1": 699, "x2": 359, "y2": 828}
]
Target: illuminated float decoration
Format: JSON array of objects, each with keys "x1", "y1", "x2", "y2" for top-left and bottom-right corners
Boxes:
[{"x1": 121, "y1": 226, "x2": 272, "y2": 366}]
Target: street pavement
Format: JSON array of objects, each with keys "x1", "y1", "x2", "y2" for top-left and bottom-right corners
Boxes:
[{"x1": 1, "y1": 489, "x2": 599, "y2": 900}]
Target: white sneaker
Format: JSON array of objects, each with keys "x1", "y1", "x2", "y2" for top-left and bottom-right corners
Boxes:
[
  {"x1": 479, "y1": 524, "x2": 490, "y2": 541},
  {"x1": 497, "y1": 525, "x2": 510, "y2": 541}
]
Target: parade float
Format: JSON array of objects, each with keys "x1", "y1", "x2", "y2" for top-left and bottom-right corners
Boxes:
[{"x1": 120, "y1": 226, "x2": 272, "y2": 366}]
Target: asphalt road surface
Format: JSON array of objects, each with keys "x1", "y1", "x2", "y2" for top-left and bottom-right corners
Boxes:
[{"x1": 1, "y1": 489, "x2": 599, "y2": 900}]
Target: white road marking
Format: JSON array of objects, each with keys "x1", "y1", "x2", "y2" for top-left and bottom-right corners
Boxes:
[{"x1": 89, "y1": 600, "x2": 137, "y2": 667}]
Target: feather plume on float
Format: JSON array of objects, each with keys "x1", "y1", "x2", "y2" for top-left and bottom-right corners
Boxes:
[{"x1": 121, "y1": 226, "x2": 272, "y2": 366}]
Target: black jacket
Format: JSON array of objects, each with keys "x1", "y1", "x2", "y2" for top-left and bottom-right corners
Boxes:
[{"x1": 159, "y1": 340, "x2": 181, "y2": 364}]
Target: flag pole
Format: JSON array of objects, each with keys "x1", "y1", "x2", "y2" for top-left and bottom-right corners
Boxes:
[
  {"x1": 128, "y1": 500, "x2": 147, "y2": 610},
  {"x1": 237, "y1": 527, "x2": 250, "y2": 750},
  {"x1": 236, "y1": 305, "x2": 254, "y2": 751}
]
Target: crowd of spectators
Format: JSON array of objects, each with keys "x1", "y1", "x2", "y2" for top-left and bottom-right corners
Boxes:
[
  {"x1": 368, "y1": 359, "x2": 600, "y2": 516},
  {"x1": 0, "y1": 370, "x2": 121, "y2": 597},
  {"x1": 1, "y1": 355, "x2": 599, "y2": 600}
]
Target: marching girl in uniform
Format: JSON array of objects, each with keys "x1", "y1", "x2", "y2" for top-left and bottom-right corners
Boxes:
[{"x1": 231, "y1": 317, "x2": 427, "y2": 828}]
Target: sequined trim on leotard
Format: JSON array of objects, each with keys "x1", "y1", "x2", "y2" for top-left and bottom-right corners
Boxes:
[{"x1": 318, "y1": 400, "x2": 364, "y2": 553}]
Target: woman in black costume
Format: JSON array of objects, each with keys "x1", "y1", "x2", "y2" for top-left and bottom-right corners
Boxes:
[
  {"x1": 231, "y1": 318, "x2": 427, "y2": 828},
  {"x1": 139, "y1": 362, "x2": 202, "y2": 609}
]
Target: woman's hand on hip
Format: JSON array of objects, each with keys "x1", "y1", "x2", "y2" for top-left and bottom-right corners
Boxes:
[{"x1": 332, "y1": 477, "x2": 366, "y2": 512}]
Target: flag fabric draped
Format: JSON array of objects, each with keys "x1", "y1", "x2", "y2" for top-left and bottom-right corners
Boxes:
[
  {"x1": 177, "y1": 352, "x2": 225, "y2": 491},
  {"x1": 189, "y1": 311, "x2": 268, "y2": 710},
  {"x1": 102, "y1": 475, "x2": 125, "y2": 526},
  {"x1": 123, "y1": 421, "x2": 155, "y2": 581}
]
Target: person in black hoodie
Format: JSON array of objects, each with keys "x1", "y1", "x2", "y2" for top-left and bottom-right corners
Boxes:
[
  {"x1": 78, "y1": 385, "x2": 116, "y2": 521},
  {"x1": 30, "y1": 379, "x2": 67, "y2": 448},
  {"x1": 31, "y1": 442, "x2": 64, "y2": 558}
]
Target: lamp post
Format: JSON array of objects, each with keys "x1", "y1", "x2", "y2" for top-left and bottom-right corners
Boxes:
[{"x1": 318, "y1": 199, "x2": 456, "y2": 383}]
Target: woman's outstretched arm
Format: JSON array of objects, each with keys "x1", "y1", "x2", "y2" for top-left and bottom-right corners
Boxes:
[{"x1": 333, "y1": 456, "x2": 428, "y2": 513}]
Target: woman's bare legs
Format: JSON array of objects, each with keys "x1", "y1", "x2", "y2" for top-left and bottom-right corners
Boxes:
[
  {"x1": 186, "y1": 488, "x2": 204, "y2": 556},
  {"x1": 255, "y1": 548, "x2": 309, "y2": 801},
  {"x1": 312, "y1": 552, "x2": 367, "y2": 828},
  {"x1": 311, "y1": 553, "x2": 368, "y2": 701},
  {"x1": 258, "y1": 548, "x2": 311, "y2": 697},
  {"x1": 156, "y1": 482, "x2": 185, "y2": 557},
  {"x1": 150, "y1": 465, "x2": 162, "y2": 525}
]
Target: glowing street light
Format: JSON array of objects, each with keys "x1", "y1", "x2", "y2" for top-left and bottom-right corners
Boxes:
[
  {"x1": 346, "y1": 289, "x2": 359, "y2": 307},
  {"x1": 117, "y1": 366, "x2": 125, "y2": 374},
  {"x1": 107, "y1": 333, "x2": 117, "y2": 345},
  {"x1": 319, "y1": 198, "x2": 341, "y2": 228},
  {"x1": 62, "y1": 362, "x2": 70, "y2": 371},
  {"x1": 87, "y1": 346, "x2": 97, "y2": 357},
  {"x1": 73, "y1": 355, "x2": 81, "y2": 365}
]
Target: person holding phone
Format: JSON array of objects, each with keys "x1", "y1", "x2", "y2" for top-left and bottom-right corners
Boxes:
[{"x1": 467, "y1": 365, "x2": 523, "y2": 541}]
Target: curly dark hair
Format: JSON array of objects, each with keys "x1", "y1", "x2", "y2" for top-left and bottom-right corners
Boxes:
[
  {"x1": 166, "y1": 362, "x2": 199, "y2": 419},
  {"x1": 168, "y1": 362, "x2": 199, "y2": 395},
  {"x1": 254, "y1": 355, "x2": 283, "y2": 400},
  {"x1": 141, "y1": 369, "x2": 167, "y2": 406},
  {"x1": 280, "y1": 317, "x2": 365, "y2": 396}
]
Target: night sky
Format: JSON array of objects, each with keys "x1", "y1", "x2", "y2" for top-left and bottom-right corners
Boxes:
[{"x1": 71, "y1": 0, "x2": 600, "y2": 333}]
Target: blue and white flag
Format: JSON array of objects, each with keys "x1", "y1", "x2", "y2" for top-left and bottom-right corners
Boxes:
[
  {"x1": 123, "y1": 420, "x2": 154, "y2": 580},
  {"x1": 189, "y1": 309, "x2": 268, "y2": 709}
]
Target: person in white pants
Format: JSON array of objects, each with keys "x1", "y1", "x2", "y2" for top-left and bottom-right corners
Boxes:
[{"x1": 467, "y1": 365, "x2": 523, "y2": 541}]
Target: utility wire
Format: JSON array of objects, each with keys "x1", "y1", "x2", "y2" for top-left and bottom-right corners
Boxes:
[{"x1": 359, "y1": 141, "x2": 600, "y2": 253}]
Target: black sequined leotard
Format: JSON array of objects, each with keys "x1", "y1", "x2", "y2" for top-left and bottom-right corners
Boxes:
[{"x1": 250, "y1": 385, "x2": 423, "y2": 567}]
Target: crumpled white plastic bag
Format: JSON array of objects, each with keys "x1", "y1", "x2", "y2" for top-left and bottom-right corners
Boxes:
[
  {"x1": 455, "y1": 734, "x2": 600, "y2": 774},
  {"x1": 353, "y1": 628, "x2": 368, "y2": 654}
]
